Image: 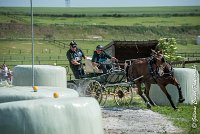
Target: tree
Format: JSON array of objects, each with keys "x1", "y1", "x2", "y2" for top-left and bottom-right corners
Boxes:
[{"x1": 157, "y1": 38, "x2": 183, "y2": 62}]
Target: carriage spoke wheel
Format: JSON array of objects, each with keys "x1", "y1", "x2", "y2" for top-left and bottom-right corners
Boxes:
[
  {"x1": 67, "y1": 82, "x2": 77, "y2": 90},
  {"x1": 114, "y1": 86, "x2": 133, "y2": 106},
  {"x1": 99, "y1": 86, "x2": 108, "y2": 106},
  {"x1": 84, "y1": 80, "x2": 103, "y2": 104}
]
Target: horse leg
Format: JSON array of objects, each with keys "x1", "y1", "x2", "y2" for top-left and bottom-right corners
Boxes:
[
  {"x1": 136, "y1": 82, "x2": 151, "y2": 109},
  {"x1": 173, "y1": 79, "x2": 185, "y2": 103},
  {"x1": 144, "y1": 83, "x2": 156, "y2": 106},
  {"x1": 176, "y1": 84, "x2": 185, "y2": 103},
  {"x1": 159, "y1": 85, "x2": 178, "y2": 110}
]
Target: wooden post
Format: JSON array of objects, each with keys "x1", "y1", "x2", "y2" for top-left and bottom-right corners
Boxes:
[{"x1": 182, "y1": 61, "x2": 185, "y2": 68}]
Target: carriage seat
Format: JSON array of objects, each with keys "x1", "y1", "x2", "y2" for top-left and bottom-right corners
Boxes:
[{"x1": 84, "y1": 57, "x2": 103, "y2": 74}]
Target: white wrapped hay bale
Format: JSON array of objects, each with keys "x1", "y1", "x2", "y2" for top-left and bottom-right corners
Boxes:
[
  {"x1": 0, "y1": 97, "x2": 103, "y2": 134},
  {"x1": 197, "y1": 35, "x2": 200, "y2": 45},
  {"x1": 150, "y1": 68, "x2": 200, "y2": 105},
  {"x1": 13, "y1": 65, "x2": 66, "y2": 87},
  {"x1": 0, "y1": 86, "x2": 79, "y2": 103}
]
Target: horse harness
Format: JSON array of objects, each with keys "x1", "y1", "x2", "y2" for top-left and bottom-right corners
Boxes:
[
  {"x1": 147, "y1": 56, "x2": 158, "y2": 83},
  {"x1": 147, "y1": 57, "x2": 174, "y2": 83}
]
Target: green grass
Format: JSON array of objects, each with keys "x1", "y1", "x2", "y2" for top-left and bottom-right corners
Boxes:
[
  {"x1": 1, "y1": 40, "x2": 200, "y2": 59},
  {"x1": 0, "y1": 40, "x2": 109, "y2": 56},
  {"x1": 1, "y1": 15, "x2": 200, "y2": 26},
  {"x1": 152, "y1": 103, "x2": 200, "y2": 134},
  {"x1": 22, "y1": 16, "x2": 200, "y2": 26},
  {"x1": 0, "y1": 6, "x2": 199, "y2": 15},
  {"x1": 176, "y1": 44, "x2": 200, "y2": 53}
]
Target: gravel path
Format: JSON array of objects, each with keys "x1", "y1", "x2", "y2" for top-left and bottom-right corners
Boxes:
[{"x1": 102, "y1": 107, "x2": 182, "y2": 134}]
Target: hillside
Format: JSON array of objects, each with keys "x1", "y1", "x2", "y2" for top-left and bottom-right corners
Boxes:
[{"x1": 0, "y1": 6, "x2": 199, "y2": 42}]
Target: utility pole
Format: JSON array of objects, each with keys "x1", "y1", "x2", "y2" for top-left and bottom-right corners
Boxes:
[{"x1": 65, "y1": 0, "x2": 70, "y2": 7}]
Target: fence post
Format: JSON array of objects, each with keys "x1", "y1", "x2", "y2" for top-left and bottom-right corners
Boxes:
[{"x1": 182, "y1": 61, "x2": 185, "y2": 68}]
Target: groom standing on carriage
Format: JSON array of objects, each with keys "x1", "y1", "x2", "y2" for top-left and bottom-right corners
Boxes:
[{"x1": 66, "y1": 41, "x2": 86, "y2": 79}]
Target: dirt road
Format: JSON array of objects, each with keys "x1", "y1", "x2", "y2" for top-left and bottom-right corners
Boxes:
[{"x1": 102, "y1": 107, "x2": 182, "y2": 134}]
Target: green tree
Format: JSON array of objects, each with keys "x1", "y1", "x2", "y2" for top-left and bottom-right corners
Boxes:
[{"x1": 157, "y1": 38, "x2": 183, "y2": 62}]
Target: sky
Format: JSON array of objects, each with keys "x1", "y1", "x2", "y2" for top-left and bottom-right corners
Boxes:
[{"x1": 0, "y1": 0, "x2": 200, "y2": 7}]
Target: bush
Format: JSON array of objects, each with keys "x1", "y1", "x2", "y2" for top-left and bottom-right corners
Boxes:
[{"x1": 157, "y1": 38, "x2": 184, "y2": 62}]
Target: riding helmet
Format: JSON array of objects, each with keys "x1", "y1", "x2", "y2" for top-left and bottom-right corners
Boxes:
[
  {"x1": 96, "y1": 45, "x2": 104, "y2": 50},
  {"x1": 70, "y1": 41, "x2": 77, "y2": 47}
]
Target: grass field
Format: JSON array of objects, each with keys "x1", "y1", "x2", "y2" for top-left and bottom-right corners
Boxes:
[
  {"x1": 0, "y1": 40, "x2": 200, "y2": 56},
  {"x1": 3, "y1": 15, "x2": 198, "y2": 26},
  {"x1": 0, "y1": 6, "x2": 200, "y2": 132},
  {"x1": 0, "y1": 7, "x2": 199, "y2": 41},
  {"x1": 0, "y1": 6, "x2": 200, "y2": 27},
  {"x1": 0, "y1": 6, "x2": 199, "y2": 15}
]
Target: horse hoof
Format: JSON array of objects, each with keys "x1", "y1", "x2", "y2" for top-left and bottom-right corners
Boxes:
[
  {"x1": 173, "y1": 107, "x2": 178, "y2": 110},
  {"x1": 146, "y1": 102, "x2": 151, "y2": 109},
  {"x1": 179, "y1": 98, "x2": 185, "y2": 103}
]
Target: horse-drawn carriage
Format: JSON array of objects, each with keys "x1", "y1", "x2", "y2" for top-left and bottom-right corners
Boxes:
[
  {"x1": 67, "y1": 57, "x2": 135, "y2": 106},
  {"x1": 67, "y1": 49, "x2": 185, "y2": 109}
]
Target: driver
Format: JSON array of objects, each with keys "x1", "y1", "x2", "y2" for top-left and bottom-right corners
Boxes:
[{"x1": 92, "y1": 45, "x2": 118, "y2": 74}]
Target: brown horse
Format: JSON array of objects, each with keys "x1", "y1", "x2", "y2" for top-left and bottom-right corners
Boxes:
[{"x1": 126, "y1": 50, "x2": 185, "y2": 109}]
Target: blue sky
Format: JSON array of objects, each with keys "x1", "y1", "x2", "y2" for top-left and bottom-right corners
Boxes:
[{"x1": 0, "y1": 0, "x2": 200, "y2": 7}]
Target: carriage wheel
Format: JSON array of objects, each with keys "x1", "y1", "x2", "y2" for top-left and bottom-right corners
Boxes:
[
  {"x1": 114, "y1": 86, "x2": 133, "y2": 106},
  {"x1": 67, "y1": 82, "x2": 77, "y2": 90},
  {"x1": 99, "y1": 86, "x2": 108, "y2": 106},
  {"x1": 84, "y1": 80, "x2": 103, "y2": 104}
]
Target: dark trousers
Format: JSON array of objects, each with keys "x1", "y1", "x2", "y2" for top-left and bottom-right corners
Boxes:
[
  {"x1": 72, "y1": 68, "x2": 85, "y2": 79},
  {"x1": 98, "y1": 64, "x2": 112, "y2": 74}
]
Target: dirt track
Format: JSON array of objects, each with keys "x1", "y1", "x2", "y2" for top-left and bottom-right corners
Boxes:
[{"x1": 102, "y1": 107, "x2": 182, "y2": 134}]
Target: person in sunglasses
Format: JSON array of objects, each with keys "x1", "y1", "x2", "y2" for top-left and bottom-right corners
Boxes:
[
  {"x1": 66, "y1": 41, "x2": 86, "y2": 79},
  {"x1": 92, "y1": 45, "x2": 118, "y2": 74}
]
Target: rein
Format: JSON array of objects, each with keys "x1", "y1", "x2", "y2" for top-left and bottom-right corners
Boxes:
[{"x1": 147, "y1": 56, "x2": 158, "y2": 83}]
